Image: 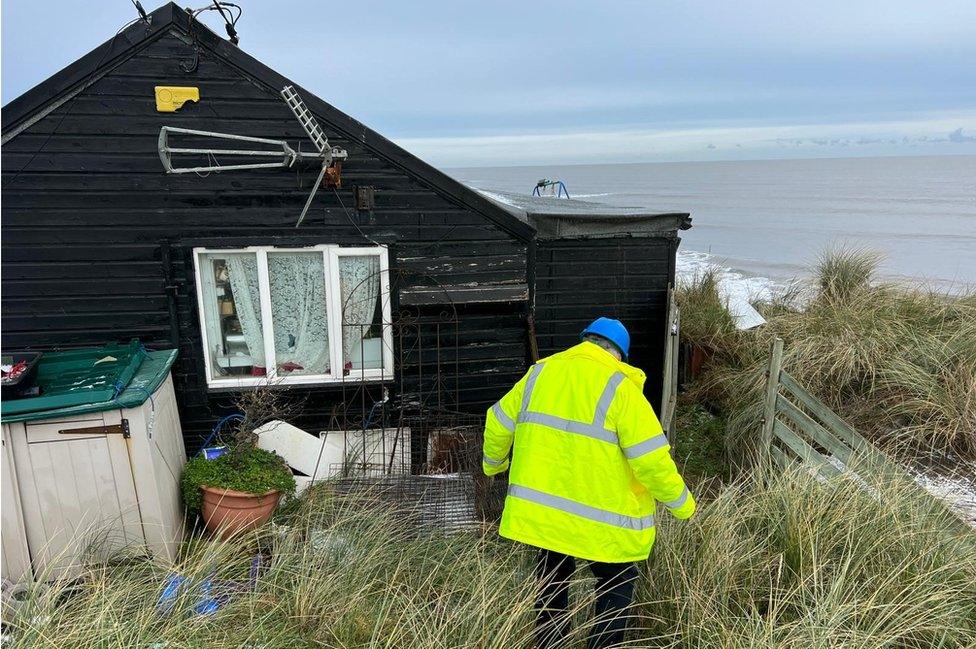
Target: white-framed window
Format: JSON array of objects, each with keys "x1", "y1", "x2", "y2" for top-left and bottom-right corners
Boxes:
[{"x1": 192, "y1": 245, "x2": 393, "y2": 388}]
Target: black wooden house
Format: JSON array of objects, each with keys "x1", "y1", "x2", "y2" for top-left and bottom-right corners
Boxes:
[{"x1": 1, "y1": 3, "x2": 690, "y2": 452}]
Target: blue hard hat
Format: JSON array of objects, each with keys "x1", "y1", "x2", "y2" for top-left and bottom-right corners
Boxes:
[{"x1": 580, "y1": 317, "x2": 630, "y2": 360}]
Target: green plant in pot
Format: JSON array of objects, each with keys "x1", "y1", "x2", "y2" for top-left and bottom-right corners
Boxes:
[{"x1": 181, "y1": 388, "x2": 296, "y2": 538}]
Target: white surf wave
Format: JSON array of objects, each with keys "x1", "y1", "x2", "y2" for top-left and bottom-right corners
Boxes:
[
  {"x1": 475, "y1": 189, "x2": 519, "y2": 207},
  {"x1": 677, "y1": 250, "x2": 784, "y2": 306}
]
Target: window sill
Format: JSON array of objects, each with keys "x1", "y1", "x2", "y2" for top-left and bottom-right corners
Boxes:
[{"x1": 204, "y1": 371, "x2": 394, "y2": 392}]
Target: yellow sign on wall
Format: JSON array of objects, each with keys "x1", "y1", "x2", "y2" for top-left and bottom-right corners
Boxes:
[{"x1": 154, "y1": 86, "x2": 199, "y2": 112}]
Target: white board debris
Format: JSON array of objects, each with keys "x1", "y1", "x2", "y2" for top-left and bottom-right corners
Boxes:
[
  {"x1": 255, "y1": 420, "x2": 336, "y2": 480},
  {"x1": 913, "y1": 468, "x2": 976, "y2": 530},
  {"x1": 256, "y1": 420, "x2": 412, "y2": 486},
  {"x1": 724, "y1": 292, "x2": 766, "y2": 330}
]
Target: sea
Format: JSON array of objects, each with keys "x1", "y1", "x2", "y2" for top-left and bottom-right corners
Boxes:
[{"x1": 450, "y1": 155, "x2": 976, "y2": 301}]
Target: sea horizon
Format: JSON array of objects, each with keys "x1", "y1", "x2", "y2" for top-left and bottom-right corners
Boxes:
[
  {"x1": 451, "y1": 154, "x2": 976, "y2": 298},
  {"x1": 448, "y1": 151, "x2": 976, "y2": 171}
]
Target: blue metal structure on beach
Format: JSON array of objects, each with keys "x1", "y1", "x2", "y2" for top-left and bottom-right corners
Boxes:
[{"x1": 533, "y1": 179, "x2": 570, "y2": 198}]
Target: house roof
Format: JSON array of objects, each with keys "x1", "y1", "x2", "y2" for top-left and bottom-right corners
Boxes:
[
  {"x1": 476, "y1": 189, "x2": 692, "y2": 239},
  {"x1": 1, "y1": 2, "x2": 535, "y2": 241}
]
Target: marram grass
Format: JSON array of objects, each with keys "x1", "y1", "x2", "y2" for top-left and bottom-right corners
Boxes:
[
  {"x1": 677, "y1": 248, "x2": 976, "y2": 461},
  {"x1": 5, "y1": 466, "x2": 974, "y2": 648}
]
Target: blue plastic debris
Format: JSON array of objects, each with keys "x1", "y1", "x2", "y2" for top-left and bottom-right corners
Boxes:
[
  {"x1": 156, "y1": 574, "x2": 219, "y2": 616},
  {"x1": 194, "y1": 579, "x2": 220, "y2": 614},
  {"x1": 156, "y1": 554, "x2": 263, "y2": 618},
  {"x1": 156, "y1": 574, "x2": 183, "y2": 615},
  {"x1": 202, "y1": 445, "x2": 228, "y2": 460}
]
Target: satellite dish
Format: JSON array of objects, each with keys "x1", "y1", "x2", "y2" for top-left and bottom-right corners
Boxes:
[{"x1": 157, "y1": 85, "x2": 348, "y2": 227}]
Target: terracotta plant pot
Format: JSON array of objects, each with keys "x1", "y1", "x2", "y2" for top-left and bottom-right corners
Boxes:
[{"x1": 200, "y1": 485, "x2": 280, "y2": 539}]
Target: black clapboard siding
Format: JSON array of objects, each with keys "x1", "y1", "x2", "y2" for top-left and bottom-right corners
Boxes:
[
  {"x1": 1, "y1": 22, "x2": 531, "y2": 452},
  {"x1": 1, "y1": 295, "x2": 169, "y2": 314},
  {"x1": 0, "y1": 244, "x2": 157, "y2": 263},
  {"x1": 534, "y1": 237, "x2": 677, "y2": 412}
]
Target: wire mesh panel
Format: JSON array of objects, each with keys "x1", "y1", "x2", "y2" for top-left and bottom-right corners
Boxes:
[
  {"x1": 321, "y1": 426, "x2": 412, "y2": 477},
  {"x1": 328, "y1": 473, "x2": 479, "y2": 536},
  {"x1": 409, "y1": 410, "x2": 507, "y2": 526},
  {"x1": 314, "y1": 409, "x2": 506, "y2": 533},
  {"x1": 300, "y1": 302, "x2": 508, "y2": 532}
]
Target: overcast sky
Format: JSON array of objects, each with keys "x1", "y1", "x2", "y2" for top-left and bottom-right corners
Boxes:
[{"x1": 3, "y1": 1, "x2": 976, "y2": 166}]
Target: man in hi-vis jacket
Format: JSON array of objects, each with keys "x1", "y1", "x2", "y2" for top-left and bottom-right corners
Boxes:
[{"x1": 483, "y1": 317, "x2": 696, "y2": 649}]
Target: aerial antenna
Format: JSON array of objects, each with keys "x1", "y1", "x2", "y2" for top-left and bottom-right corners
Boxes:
[
  {"x1": 157, "y1": 85, "x2": 347, "y2": 227},
  {"x1": 281, "y1": 85, "x2": 348, "y2": 226}
]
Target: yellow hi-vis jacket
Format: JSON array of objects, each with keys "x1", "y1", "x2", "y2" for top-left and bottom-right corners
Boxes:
[{"x1": 483, "y1": 341, "x2": 696, "y2": 563}]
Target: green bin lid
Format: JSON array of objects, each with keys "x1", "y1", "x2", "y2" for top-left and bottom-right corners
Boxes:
[{"x1": 0, "y1": 341, "x2": 177, "y2": 421}]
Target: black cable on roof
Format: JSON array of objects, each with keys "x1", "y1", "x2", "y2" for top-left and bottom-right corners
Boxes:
[
  {"x1": 129, "y1": 0, "x2": 150, "y2": 24},
  {"x1": 212, "y1": 1, "x2": 241, "y2": 45}
]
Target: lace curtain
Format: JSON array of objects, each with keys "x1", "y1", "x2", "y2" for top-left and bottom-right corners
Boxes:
[
  {"x1": 339, "y1": 256, "x2": 381, "y2": 365},
  {"x1": 226, "y1": 254, "x2": 265, "y2": 368},
  {"x1": 219, "y1": 251, "x2": 380, "y2": 375},
  {"x1": 268, "y1": 252, "x2": 330, "y2": 374}
]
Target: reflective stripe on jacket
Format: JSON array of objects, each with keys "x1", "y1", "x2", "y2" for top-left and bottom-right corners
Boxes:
[{"x1": 482, "y1": 341, "x2": 695, "y2": 563}]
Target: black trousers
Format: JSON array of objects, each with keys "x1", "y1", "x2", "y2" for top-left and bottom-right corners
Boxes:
[{"x1": 535, "y1": 548, "x2": 639, "y2": 649}]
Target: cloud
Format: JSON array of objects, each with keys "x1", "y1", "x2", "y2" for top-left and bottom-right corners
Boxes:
[
  {"x1": 949, "y1": 128, "x2": 976, "y2": 143},
  {"x1": 399, "y1": 113, "x2": 976, "y2": 166}
]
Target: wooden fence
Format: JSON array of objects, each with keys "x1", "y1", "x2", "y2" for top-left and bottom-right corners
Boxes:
[
  {"x1": 762, "y1": 337, "x2": 909, "y2": 481},
  {"x1": 762, "y1": 337, "x2": 971, "y2": 533}
]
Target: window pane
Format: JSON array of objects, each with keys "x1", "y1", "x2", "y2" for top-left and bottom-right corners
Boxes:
[
  {"x1": 268, "y1": 251, "x2": 331, "y2": 375},
  {"x1": 338, "y1": 255, "x2": 383, "y2": 372},
  {"x1": 199, "y1": 252, "x2": 267, "y2": 378}
]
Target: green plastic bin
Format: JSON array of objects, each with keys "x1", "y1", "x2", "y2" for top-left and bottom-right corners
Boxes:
[{"x1": 0, "y1": 340, "x2": 147, "y2": 416}]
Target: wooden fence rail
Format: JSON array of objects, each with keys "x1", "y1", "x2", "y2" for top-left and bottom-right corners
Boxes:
[
  {"x1": 761, "y1": 337, "x2": 971, "y2": 533},
  {"x1": 762, "y1": 337, "x2": 908, "y2": 481}
]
